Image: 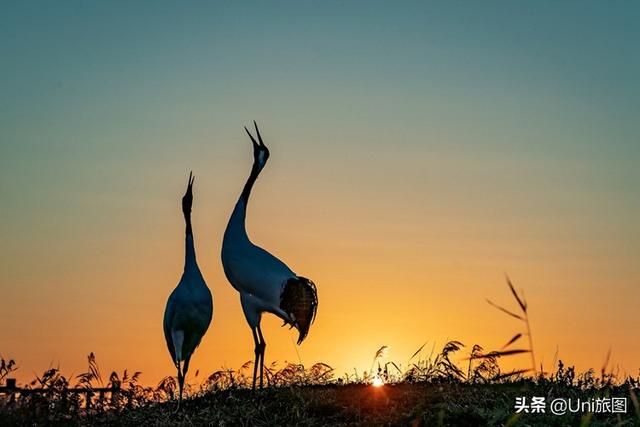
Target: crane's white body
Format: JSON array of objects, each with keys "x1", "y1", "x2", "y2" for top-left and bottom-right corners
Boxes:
[
  {"x1": 163, "y1": 174, "x2": 213, "y2": 405},
  {"x1": 164, "y1": 235, "x2": 213, "y2": 360},
  {"x1": 222, "y1": 198, "x2": 295, "y2": 327}
]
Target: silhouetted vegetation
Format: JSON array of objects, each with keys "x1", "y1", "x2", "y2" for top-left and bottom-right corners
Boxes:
[
  {"x1": 2, "y1": 349, "x2": 638, "y2": 426},
  {"x1": 2, "y1": 279, "x2": 638, "y2": 425}
]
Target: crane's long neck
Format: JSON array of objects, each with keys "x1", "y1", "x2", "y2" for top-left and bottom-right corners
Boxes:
[
  {"x1": 226, "y1": 162, "x2": 262, "y2": 243},
  {"x1": 184, "y1": 209, "x2": 196, "y2": 270}
]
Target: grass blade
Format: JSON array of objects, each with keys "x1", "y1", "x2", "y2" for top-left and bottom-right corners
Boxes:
[
  {"x1": 494, "y1": 368, "x2": 530, "y2": 381},
  {"x1": 501, "y1": 333, "x2": 522, "y2": 349},
  {"x1": 486, "y1": 299, "x2": 523, "y2": 320},
  {"x1": 505, "y1": 275, "x2": 526, "y2": 313},
  {"x1": 409, "y1": 342, "x2": 427, "y2": 362},
  {"x1": 469, "y1": 349, "x2": 530, "y2": 360}
]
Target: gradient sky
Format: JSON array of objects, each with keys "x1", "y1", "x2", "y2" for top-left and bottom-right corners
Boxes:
[{"x1": 1, "y1": 1, "x2": 639, "y2": 385}]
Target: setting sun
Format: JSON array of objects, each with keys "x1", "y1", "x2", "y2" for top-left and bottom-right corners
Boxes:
[{"x1": 372, "y1": 376, "x2": 384, "y2": 388}]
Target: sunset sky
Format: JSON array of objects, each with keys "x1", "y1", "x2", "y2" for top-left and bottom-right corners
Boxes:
[{"x1": 1, "y1": 2, "x2": 639, "y2": 386}]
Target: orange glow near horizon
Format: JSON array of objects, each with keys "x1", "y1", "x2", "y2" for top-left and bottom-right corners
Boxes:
[{"x1": 1, "y1": 151, "x2": 639, "y2": 384}]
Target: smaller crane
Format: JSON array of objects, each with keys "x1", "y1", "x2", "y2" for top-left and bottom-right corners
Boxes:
[{"x1": 163, "y1": 172, "x2": 213, "y2": 407}]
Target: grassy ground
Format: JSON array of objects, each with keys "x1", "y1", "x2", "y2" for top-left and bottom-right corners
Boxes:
[
  {"x1": 2, "y1": 283, "x2": 638, "y2": 425},
  {"x1": 3, "y1": 381, "x2": 638, "y2": 426}
]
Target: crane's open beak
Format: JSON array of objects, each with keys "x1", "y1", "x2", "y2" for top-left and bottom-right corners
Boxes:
[
  {"x1": 244, "y1": 121, "x2": 267, "y2": 149},
  {"x1": 182, "y1": 171, "x2": 194, "y2": 213}
]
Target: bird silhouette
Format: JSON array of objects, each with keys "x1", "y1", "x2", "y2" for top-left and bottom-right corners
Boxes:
[
  {"x1": 163, "y1": 172, "x2": 213, "y2": 406},
  {"x1": 221, "y1": 122, "x2": 318, "y2": 389}
]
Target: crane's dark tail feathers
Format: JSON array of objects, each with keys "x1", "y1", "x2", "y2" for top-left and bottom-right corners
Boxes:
[{"x1": 280, "y1": 276, "x2": 318, "y2": 345}]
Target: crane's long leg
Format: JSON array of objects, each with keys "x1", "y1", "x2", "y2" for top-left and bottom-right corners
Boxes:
[
  {"x1": 183, "y1": 355, "x2": 192, "y2": 381},
  {"x1": 182, "y1": 354, "x2": 192, "y2": 399},
  {"x1": 174, "y1": 354, "x2": 192, "y2": 412},
  {"x1": 257, "y1": 325, "x2": 266, "y2": 388},
  {"x1": 175, "y1": 360, "x2": 183, "y2": 412},
  {"x1": 251, "y1": 327, "x2": 261, "y2": 390}
]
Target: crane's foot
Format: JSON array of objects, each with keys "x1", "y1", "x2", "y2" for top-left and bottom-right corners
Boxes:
[{"x1": 172, "y1": 391, "x2": 183, "y2": 414}]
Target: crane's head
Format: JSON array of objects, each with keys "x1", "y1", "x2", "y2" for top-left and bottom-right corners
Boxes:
[
  {"x1": 182, "y1": 171, "x2": 195, "y2": 216},
  {"x1": 245, "y1": 121, "x2": 270, "y2": 171}
]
